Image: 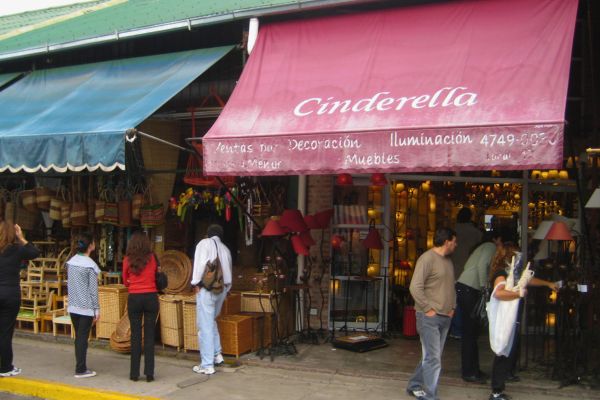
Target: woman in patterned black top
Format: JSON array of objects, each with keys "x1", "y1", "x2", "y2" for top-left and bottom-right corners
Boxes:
[
  {"x1": 0, "y1": 222, "x2": 40, "y2": 377},
  {"x1": 66, "y1": 232, "x2": 100, "y2": 379}
]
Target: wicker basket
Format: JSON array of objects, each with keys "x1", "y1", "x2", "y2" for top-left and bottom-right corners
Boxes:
[
  {"x1": 109, "y1": 307, "x2": 131, "y2": 352},
  {"x1": 97, "y1": 321, "x2": 118, "y2": 339},
  {"x1": 240, "y1": 292, "x2": 279, "y2": 313},
  {"x1": 217, "y1": 314, "x2": 253, "y2": 358},
  {"x1": 159, "y1": 294, "x2": 183, "y2": 351},
  {"x1": 159, "y1": 251, "x2": 192, "y2": 294},
  {"x1": 222, "y1": 292, "x2": 241, "y2": 316},
  {"x1": 35, "y1": 187, "x2": 53, "y2": 210},
  {"x1": 182, "y1": 297, "x2": 198, "y2": 352},
  {"x1": 98, "y1": 284, "x2": 128, "y2": 324}
]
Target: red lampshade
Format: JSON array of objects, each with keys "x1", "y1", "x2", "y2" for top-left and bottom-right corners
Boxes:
[
  {"x1": 261, "y1": 219, "x2": 286, "y2": 237},
  {"x1": 363, "y1": 227, "x2": 383, "y2": 249},
  {"x1": 331, "y1": 234, "x2": 344, "y2": 249},
  {"x1": 399, "y1": 260, "x2": 412, "y2": 270},
  {"x1": 304, "y1": 214, "x2": 320, "y2": 230},
  {"x1": 314, "y1": 208, "x2": 334, "y2": 229},
  {"x1": 280, "y1": 209, "x2": 308, "y2": 233},
  {"x1": 545, "y1": 221, "x2": 573, "y2": 241},
  {"x1": 299, "y1": 230, "x2": 316, "y2": 247},
  {"x1": 291, "y1": 234, "x2": 309, "y2": 255},
  {"x1": 370, "y1": 173, "x2": 388, "y2": 186},
  {"x1": 336, "y1": 173, "x2": 353, "y2": 186}
]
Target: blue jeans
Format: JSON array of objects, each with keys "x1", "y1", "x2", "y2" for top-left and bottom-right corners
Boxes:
[
  {"x1": 196, "y1": 288, "x2": 226, "y2": 368},
  {"x1": 407, "y1": 312, "x2": 451, "y2": 400}
]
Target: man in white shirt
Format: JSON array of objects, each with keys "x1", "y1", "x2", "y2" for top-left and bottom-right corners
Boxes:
[{"x1": 190, "y1": 224, "x2": 232, "y2": 375}]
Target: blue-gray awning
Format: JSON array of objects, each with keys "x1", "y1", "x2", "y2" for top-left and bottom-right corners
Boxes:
[
  {"x1": 0, "y1": 72, "x2": 20, "y2": 88},
  {"x1": 0, "y1": 45, "x2": 233, "y2": 172}
]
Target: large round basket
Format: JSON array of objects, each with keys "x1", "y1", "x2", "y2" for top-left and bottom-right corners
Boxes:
[{"x1": 159, "y1": 250, "x2": 192, "y2": 294}]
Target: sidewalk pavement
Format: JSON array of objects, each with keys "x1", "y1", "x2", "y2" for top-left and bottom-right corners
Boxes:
[{"x1": 0, "y1": 334, "x2": 599, "y2": 400}]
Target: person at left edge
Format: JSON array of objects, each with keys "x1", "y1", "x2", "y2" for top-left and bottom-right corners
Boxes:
[
  {"x1": 122, "y1": 231, "x2": 159, "y2": 382},
  {"x1": 66, "y1": 232, "x2": 100, "y2": 379},
  {"x1": 0, "y1": 223, "x2": 39, "y2": 377}
]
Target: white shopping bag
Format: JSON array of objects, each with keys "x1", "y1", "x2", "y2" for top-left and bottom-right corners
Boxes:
[{"x1": 486, "y1": 283, "x2": 520, "y2": 357}]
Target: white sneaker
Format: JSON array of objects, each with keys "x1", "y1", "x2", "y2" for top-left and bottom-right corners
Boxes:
[
  {"x1": 0, "y1": 367, "x2": 21, "y2": 377},
  {"x1": 192, "y1": 365, "x2": 215, "y2": 375},
  {"x1": 74, "y1": 370, "x2": 97, "y2": 378},
  {"x1": 214, "y1": 354, "x2": 224, "y2": 365}
]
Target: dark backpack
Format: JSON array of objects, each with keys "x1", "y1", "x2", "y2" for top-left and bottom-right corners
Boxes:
[{"x1": 201, "y1": 239, "x2": 224, "y2": 294}]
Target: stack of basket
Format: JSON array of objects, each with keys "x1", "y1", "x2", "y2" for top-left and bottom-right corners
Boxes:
[
  {"x1": 156, "y1": 250, "x2": 194, "y2": 351},
  {"x1": 182, "y1": 297, "x2": 198, "y2": 352},
  {"x1": 158, "y1": 250, "x2": 192, "y2": 294},
  {"x1": 109, "y1": 308, "x2": 131, "y2": 353},
  {"x1": 159, "y1": 293, "x2": 194, "y2": 351},
  {"x1": 97, "y1": 284, "x2": 128, "y2": 339}
]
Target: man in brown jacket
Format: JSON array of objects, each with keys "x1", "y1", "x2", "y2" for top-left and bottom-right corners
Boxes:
[{"x1": 406, "y1": 227, "x2": 457, "y2": 400}]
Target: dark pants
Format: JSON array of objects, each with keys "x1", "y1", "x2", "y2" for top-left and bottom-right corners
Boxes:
[
  {"x1": 0, "y1": 286, "x2": 20, "y2": 374},
  {"x1": 70, "y1": 313, "x2": 94, "y2": 374},
  {"x1": 456, "y1": 282, "x2": 482, "y2": 377},
  {"x1": 128, "y1": 293, "x2": 158, "y2": 379},
  {"x1": 491, "y1": 301, "x2": 523, "y2": 392}
]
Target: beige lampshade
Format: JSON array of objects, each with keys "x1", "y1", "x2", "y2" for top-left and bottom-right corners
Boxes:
[
  {"x1": 532, "y1": 220, "x2": 554, "y2": 240},
  {"x1": 585, "y1": 188, "x2": 600, "y2": 208}
]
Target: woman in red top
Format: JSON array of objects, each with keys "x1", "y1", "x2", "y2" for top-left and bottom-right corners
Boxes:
[{"x1": 122, "y1": 232, "x2": 159, "y2": 382}]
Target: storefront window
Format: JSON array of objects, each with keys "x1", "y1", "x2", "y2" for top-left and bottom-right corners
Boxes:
[{"x1": 330, "y1": 182, "x2": 385, "y2": 330}]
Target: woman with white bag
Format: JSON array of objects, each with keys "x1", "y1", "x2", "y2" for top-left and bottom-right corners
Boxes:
[{"x1": 487, "y1": 244, "x2": 557, "y2": 400}]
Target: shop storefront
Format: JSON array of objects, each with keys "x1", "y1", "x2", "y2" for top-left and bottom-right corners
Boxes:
[
  {"x1": 0, "y1": 0, "x2": 595, "y2": 382},
  {"x1": 199, "y1": 0, "x2": 579, "y2": 334}
]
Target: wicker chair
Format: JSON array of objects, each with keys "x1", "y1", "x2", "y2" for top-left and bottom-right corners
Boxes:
[
  {"x1": 17, "y1": 291, "x2": 54, "y2": 334},
  {"x1": 52, "y1": 296, "x2": 74, "y2": 337}
]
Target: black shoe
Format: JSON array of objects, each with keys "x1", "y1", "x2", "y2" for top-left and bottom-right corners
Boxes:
[
  {"x1": 506, "y1": 374, "x2": 520, "y2": 383},
  {"x1": 130, "y1": 376, "x2": 139, "y2": 382},
  {"x1": 478, "y1": 370, "x2": 489, "y2": 379},
  {"x1": 489, "y1": 392, "x2": 511, "y2": 400},
  {"x1": 146, "y1": 375, "x2": 154, "y2": 382},
  {"x1": 463, "y1": 375, "x2": 487, "y2": 384}
]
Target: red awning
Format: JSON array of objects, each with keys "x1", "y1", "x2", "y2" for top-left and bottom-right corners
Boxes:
[{"x1": 201, "y1": 0, "x2": 578, "y2": 176}]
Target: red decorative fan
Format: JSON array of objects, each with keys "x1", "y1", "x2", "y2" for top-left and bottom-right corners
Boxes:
[{"x1": 184, "y1": 95, "x2": 235, "y2": 187}]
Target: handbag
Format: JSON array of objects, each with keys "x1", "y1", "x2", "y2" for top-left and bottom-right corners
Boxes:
[
  {"x1": 471, "y1": 285, "x2": 490, "y2": 325},
  {"x1": 201, "y1": 239, "x2": 224, "y2": 294},
  {"x1": 153, "y1": 253, "x2": 168, "y2": 292},
  {"x1": 487, "y1": 282, "x2": 520, "y2": 357}
]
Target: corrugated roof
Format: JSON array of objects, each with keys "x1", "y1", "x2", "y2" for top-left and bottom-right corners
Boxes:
[
  {"x1": 0, "y1": 0, "x2": 112, "y2": 36},
  {"x1": 0, "y1": 0, "x2": 368, "y2": 60}
]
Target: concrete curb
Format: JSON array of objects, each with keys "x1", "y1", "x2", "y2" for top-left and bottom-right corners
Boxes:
[{"x1": 0, "y1": 376, "x2": 161, "y2": 400}]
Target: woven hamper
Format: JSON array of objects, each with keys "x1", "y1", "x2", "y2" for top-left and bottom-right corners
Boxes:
[
  {"x1": 97, "y1": 321, "x2": 118, "y2": 339},
  {"x1": 241, "y1": 292, "x2": 279, "y2": 313},
  {"x1": 241, "y1": 312, "x2": 272, "y2": 351},
  {"x1": 182, "y1": 298, "x2": 198, "y2": 352},
  {"x1": 217, "y1": 314, "x2": 253, "y2": 358},
  {"x1": 159, "y1": 295, "x2": 184, "y2": 351},
  {"x1": 98, "y1": 284, "x2": 128, "y2": 324},
  {"x1": 222, "y1": 292, "x2": 241, "y2": 316}
]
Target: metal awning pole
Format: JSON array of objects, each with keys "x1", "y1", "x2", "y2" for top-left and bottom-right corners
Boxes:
[{"x1": 125, "y1": 128, "x2": 195, "y2": 154}]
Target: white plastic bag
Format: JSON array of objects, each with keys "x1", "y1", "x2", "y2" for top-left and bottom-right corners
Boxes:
[{"x1": 486, "y1": 283, "x2": 520, "y2": 357}]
